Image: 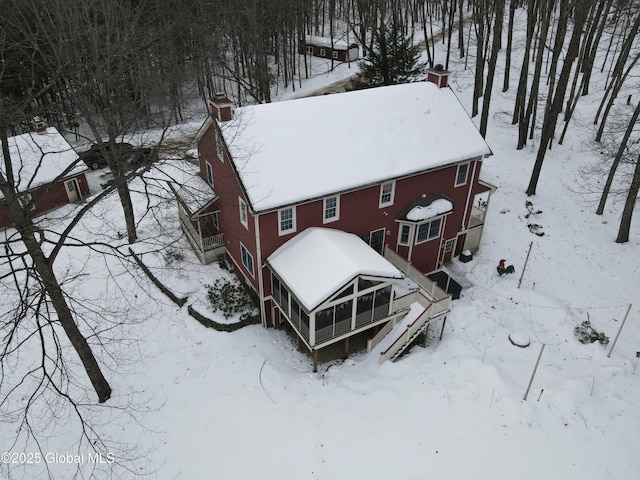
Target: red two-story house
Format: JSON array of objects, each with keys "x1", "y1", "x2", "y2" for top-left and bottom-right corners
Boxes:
[{"x1": 177, "y1": 69, "x2": 494, "y2": 365}]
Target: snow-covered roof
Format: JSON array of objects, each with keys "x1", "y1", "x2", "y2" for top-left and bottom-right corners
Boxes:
[
  {"x1": 405, "y1": 198, "x2": 453, "y2": 221},
  {"x1": 221, "y1": 81, "x2": 492, "y2": 212},
  {"x1": 305, "y1": 35, "x2": 357, "y2": 50},
  {"x1": 0, "y1": 127, "x2": 86, "y2": 199},
  {"x1": 175, "y1": 175, "x2": 217, "y2": 216},
  {"x1": 267, "y1": 227, "x2": 403, "y2": 312}
]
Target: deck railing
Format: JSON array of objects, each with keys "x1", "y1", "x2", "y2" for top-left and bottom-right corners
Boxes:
[
  {"x1": 179, "y1": 208, "x2": 224, "y2": 252},
  {"x1": 378, "y1": 294, "x2": 450, "y2": 364},
  {"x1": 383, "y1": 247, "x2": 450, "y2": 302},
  {"x1": 368, "y1": 290, "x2": 450, "y2": 354}
]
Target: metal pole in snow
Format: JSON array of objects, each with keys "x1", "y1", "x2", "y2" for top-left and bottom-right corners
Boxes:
[
  {"x1": 607, "y1": 304, "x2": 632, "y2": 358},
  {"x1": 523, "y1": 343, "x2": 545, "y2": 401},
  {"x1": 518, "y1": 241, "x2": 534, "y2": 289}
]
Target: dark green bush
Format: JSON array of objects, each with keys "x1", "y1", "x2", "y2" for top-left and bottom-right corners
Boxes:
[{"x1": 206, "y1": 278, "x2": 258, "y2": 320}]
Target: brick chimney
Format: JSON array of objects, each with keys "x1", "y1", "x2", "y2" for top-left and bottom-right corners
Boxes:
[
  {"x1": 208, "y1": 93, "x2": 233, "y2": 122},
  {"x1": 426, "y1": 64, "x2": 449, "y2": 88},
  {"x1": 32, "y1": 116, "x2": 47, "y2": 134}
]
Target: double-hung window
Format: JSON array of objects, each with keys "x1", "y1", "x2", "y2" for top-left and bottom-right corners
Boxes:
[
  {"x1": 323, "y1": 196, "x2": 339, "y2": 223},
  {"x1": 239, "y1": 197, "x2": 248, "y2": 229},
  {"x1": 398, "y1": 224, "x2": 412, "y2": 246},
  {"x1": 416, "y1": 218, "x2": 442, "y2": 244},
  {"x1": 379, "y1": 181, "x2": 395, "y2": 208},
  {"x1": 455, "y1": 163, "x2": 469, "y2": 186},
  {"x1": 240, "y1": 243, "x2": 254, "y2": 276},
  {"x1": 278, "y1": 207, "x2": 296, "y2": 235}
]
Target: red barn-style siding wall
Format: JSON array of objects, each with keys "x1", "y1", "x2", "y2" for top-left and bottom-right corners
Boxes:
[
  {"x1": 198, "y1": 122, "x2": 260, "y2": 294},
  {"x1": 257, "y1": 159, "x2": 484, "y2": 293},
  {"x1": 0, "y1": 172, "x2": 89, "y2": 228}
]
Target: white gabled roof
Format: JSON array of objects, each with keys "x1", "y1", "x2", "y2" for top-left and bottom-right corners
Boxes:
[
  {"x1": 220, "y1": 81, "x2": 491, "y2": 212},
  {"x1": 267, "y1": 227, "x2": 403, "y2": 312},
  {"x1": 305, "y1": 35, "x2": 356, "y2": 50},
  {"x1": 0, "y1": 127, "x2": 86, "y2": 199}
]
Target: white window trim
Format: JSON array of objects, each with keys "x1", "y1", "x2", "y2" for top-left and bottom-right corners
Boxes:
[
  {"x1": 240, "y1": 242, "x2": 255, "y2": 277},
  {"x1": 332, "y1": 50, "x2": 339, "y2": 59},
  {"x1": 278, "y1": 206, "x2": 297, "y2": 236},
  {"x1": 415, "y1": 217, "x2": 442, "y2": 245},
  {"x1": 239, "y1": 197, "x2": 248, "y2": 229},
  {"x1": 320, "y1": 48, "x2": 326, "y2": 57},
  {"x1": 215, "y1": 130, "x2": 224, "y2": 162},
  {"x1": 206, "y1": 161, "x2": 214, "y2": 187},
  {"x1": 323, "y1": 196, "x2": 340, "y2": 224},
  {"x1": 398, "y1": 223, "x2": 413, "y2": 246},
  {"x1": 379, "y1": 181, "x2": 395, "y2": 208},
  {"x1": 455, "y1": 163, "x2": 470, "y2": 187}
]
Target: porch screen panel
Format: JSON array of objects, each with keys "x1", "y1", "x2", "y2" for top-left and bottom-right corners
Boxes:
[
  {"x1": 300, "y1": 311, "x2": 310, "y2": 340},
  {"x1": 373, "y1": 286, "x2": 391, "y2": 320},
  {"x1": 334, "y1": 300, "x2": 353, "y2": 335},
  {"x1": 356, "y1": 292, "x2": 374, "y2": 327},
  {"x1": 316, "y1": 307, "x2": 335, "y2": 343}
]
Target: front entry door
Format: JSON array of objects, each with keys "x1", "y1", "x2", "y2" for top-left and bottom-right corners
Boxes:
[{"x1": 369, "y1": 228, "x2": 385, "y2": 255}]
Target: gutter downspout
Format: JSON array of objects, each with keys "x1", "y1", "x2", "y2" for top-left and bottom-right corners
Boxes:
[{"x1": 254, "y1": 214, "x2": 267, "y2": 327}]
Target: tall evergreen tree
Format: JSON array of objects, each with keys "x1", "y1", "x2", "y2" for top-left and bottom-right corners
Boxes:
[{"x1": 350, "y1": 16, "x2": 427, "y2": 89}]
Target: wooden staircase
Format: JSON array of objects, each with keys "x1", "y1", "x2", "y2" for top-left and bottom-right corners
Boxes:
[{"x1": 369, "y1": 290, "x2": 451, "y2": 364}]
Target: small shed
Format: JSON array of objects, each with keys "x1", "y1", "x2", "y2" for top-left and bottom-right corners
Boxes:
[
  {"x1": 299, "y1": 36, "x2": 359, "y2": 62},
  {"x1": 0, "y1": 126, "x2": 90, "y2": 228}
]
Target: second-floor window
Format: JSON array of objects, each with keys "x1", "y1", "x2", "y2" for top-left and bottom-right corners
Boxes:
[
  {"x1": 279, "y1": 207, "x2": 296, "y2": 235},
  {"x1": 455, "y1": 163, "x2": 469, "y2": 186},
  {"x1": 239, "y1": 197, "x2": 248, "y2": 229},
  {"x1": 379, "y1": 181, "x2": 395, "y2": 207},
  {"x1": 206, "y1": 162, "x2": 214, "y2": 187},
  {"x1": 324, "y1": 196, "x2": 339, "y2": 223}
]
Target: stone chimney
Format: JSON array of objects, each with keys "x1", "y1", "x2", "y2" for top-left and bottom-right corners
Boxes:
[
  {"x1": 32, "y1": 116, "x2": 47, "y2": 134},
  {"x1": 208, "y1": 93, "x2": 233, "y2": 122},
  {"x1": 426, "y1": 64, "x2": 449, "y2": 88}
]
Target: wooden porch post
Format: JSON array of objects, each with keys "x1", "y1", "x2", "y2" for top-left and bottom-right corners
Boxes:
[{"x1": 313, "y1": 350, "x2": 318, "y2": 373}]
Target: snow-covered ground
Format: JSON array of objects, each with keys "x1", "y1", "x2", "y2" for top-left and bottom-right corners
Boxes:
[{"x1": 2, "y1": 11, "x2": 640, "y2": 480}]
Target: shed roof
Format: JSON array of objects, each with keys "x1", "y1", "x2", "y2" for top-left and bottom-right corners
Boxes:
[
  {"x1": 267, "y1": 227, "x2": 403, "y2": 312},
  {"x1": 220, "y1": 81, "x2": 491, "y2": 212},
  {"x1": 305, "y1": 35, "x2": 357, "y2": 50},
  {"x1": 0, "y1": 127, "x2": 86, "y2": 199}
]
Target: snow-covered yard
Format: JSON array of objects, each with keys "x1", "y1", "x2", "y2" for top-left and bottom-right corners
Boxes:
[{"x1": 2, "y1": 14, "x2": 640, "y2": 480}]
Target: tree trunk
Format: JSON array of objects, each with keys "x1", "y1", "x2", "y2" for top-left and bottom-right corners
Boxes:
[
  {"x1": 616, "y1": 153, "x2": 640, "y2": 243},
  {"x1": 596, "y1": 101, "x2": 640, "y2": 215},
  {"x1": 512, "y1": 0, "x2": 537, "y2": 125},
  {"x1": 480, "y1": 0, "x2": 505, "y2": 138},
  {"x1": 502, "y1": 0, "x2": 516, "y2": 92},
  {"x1": 526, "y1": 0, "x2": 593, "y2": 196},
  {"x1": 518, "y1": 0, "x2": 551, "y2": 149},
  {"x1": 0, "y1": 125, "x2": 112, "y2": 404}
]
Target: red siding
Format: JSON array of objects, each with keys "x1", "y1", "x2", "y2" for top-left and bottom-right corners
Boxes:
[
  {"x1": 0, "y1": 172, "x2": 89, "y2": 228},
  {"x1": 199, "y1": 114, "x2": 487, "y2": 327},
  {"x1": 198, "y1": 123, "x2": 260, "y2": 293},
  {"x1": 258, "y1": 160, "x2": 483, "y2": 288}
]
